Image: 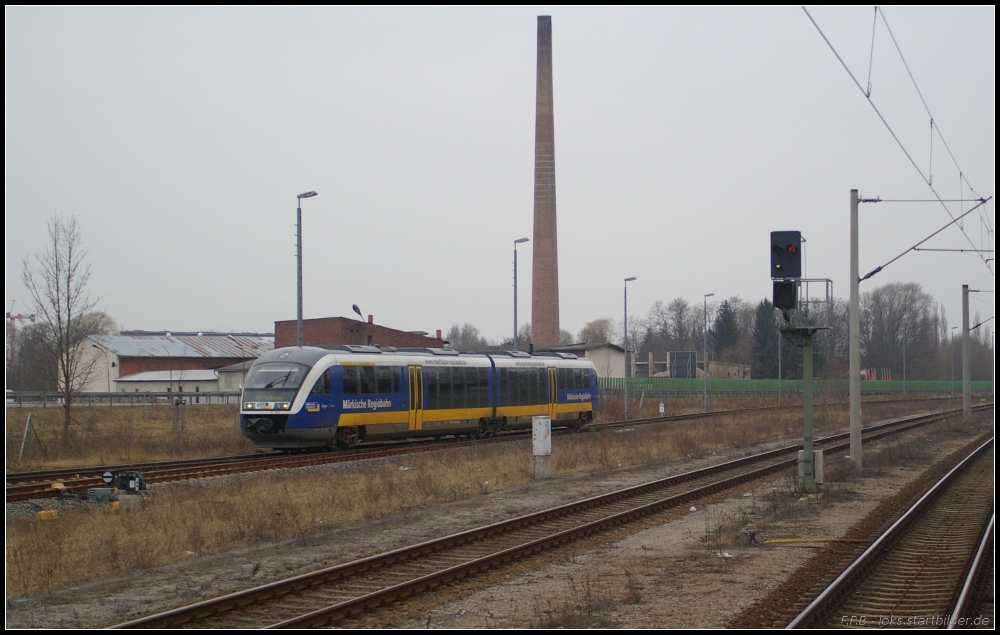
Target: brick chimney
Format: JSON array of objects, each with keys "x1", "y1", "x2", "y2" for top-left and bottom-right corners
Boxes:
[{"x1": 531, "y1": 15, "x2": 560, "y2": 347}]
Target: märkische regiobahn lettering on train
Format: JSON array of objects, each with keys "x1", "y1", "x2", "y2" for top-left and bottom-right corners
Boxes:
[{"x1": 342, "y1": 398, "x2": 393, "y2": 410}]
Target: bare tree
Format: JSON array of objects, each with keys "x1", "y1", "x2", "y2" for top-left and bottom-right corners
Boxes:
[
  {"x1": 578, "y1": 318, "x2": 616, "y2": 344},
  {"x1": 21, "y1": 216, "x2": 101, "y2": 444},
  {"x1": 445, "y1": 323, "x2": 490, "y2": 351},
  {"x1": 860, "y1": 282, "x2": 938, "y2": 380}
]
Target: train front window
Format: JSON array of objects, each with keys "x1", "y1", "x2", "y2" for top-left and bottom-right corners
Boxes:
[{"x1": 243, "y1": 362, "x2": 310, "y2": 402}]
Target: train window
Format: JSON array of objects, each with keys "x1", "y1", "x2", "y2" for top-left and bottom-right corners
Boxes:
[
  {"x1": 425, "y1": 367, "x2": 440, "y2": 410},
  {"x1": 393, "y1": 367, "x2": 400, "y2": 393},
  {"x1": 499, "y1": 368, "x2": 510, "y2": 406},
  {"x1": 468, "y1": 368, "x2": 478, "y2": 408},
  {"x1": 310, "y1": 370, "x2": 331, "y2": 395},
  {"x1": 476, "y1": 367, "x2": 488, "y2": 407},
  {"x1": 513, "y1": 369, "x2": 524, "y2": 406},
  {"x1": 441, "y1": 367, "x2": 454, "y2": 409},
  {"x1": 342, "y1": 367, "x2": 359, "y2": 394},
  {"x1": 452, "y1": 367, "x2": 466, "y2": 409},
  {"x1": 359, "y1": 366, "x2": 376, "y2": 394},
  {"x1": 376, "y1": 367, "x2": 393, "y2": 394}
]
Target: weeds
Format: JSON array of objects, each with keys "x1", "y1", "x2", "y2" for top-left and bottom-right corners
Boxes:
[
  {"x1": 4, "y1": 396, "x2": 964, "y2": 599},
  {"x1": 532, "y1": 573, "x2": 619, "y2": 628},
  {"x1": 6, "y1": 404, "x2": 250, "y2": 470},
  {"x1": 699, "y1": 478, "x2": 805, "y2": 554}
]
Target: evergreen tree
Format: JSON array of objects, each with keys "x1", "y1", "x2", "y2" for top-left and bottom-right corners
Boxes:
[
  {"x1": 711, "y1": 298, "x2": 741, "y2": 361},
  {"x1": 750, "y1": 300, "x2": 779, "y2": 378}
]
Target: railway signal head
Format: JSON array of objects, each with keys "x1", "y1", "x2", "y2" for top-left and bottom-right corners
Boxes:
[
  {"x1": 770, "y1": 231, "x2": 802, "y2": 279},
  {"x1": 773, "y1": 280, "x2": 797, "y2": 318}
]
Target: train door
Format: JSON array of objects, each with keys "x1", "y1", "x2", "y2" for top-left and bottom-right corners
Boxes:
[
  {"x1": 547, "y1": 367, "x2": 558, "y2": 420},
  {"x1": 408, "y1": 365, "x2": 423, "y2": 431}
]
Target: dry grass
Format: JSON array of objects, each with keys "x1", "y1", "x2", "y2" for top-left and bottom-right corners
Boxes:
[
  {"x1": 5, "y1": 404, "x2": 252, "y2": 470},
  {"x1": 698, "y1": 475, "x2": 807, "y2": 554},
  {"x1": 4, "y1": 395, "x2": 962, "y2": 599},
  {"x1": 531, "y1": 570, "x2": 625, "y2": 628},
  {"x1": 6, "y1": 444, "x2": 534, "y2": 598}
]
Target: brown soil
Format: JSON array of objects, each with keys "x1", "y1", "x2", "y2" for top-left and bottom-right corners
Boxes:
[{"x1": 4, "y1": 412, "x2": 993, "y2": 629}]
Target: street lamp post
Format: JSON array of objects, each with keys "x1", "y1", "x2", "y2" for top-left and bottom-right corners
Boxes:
[
  {"x1": 902, "y1": 326, "x2": 907, "y2": 395},
  {"x1": 296, "y1": 191, "x2": 318, "y2": 347},
  {"x1": 513, "y1": 238, "x2": 529, "y2": 350},
  {"x1": 624, "y1": 277, "x2": 636, "y2": 421},
  {"x1": 703, "y1": 293, "x2": 714, "y2": 413},
  {"x1": 950, "y1": 326, "x2": 958, "y2": 399}
]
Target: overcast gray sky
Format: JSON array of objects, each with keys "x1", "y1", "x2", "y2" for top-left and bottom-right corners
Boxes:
[{"x1": 6, "y1": 6, "x2": 995, "y2": 343}]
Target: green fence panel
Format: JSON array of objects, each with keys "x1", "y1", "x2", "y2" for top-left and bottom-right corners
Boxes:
[{"x1": 598, "y1": 377, "x2": 993, "y2": 394}]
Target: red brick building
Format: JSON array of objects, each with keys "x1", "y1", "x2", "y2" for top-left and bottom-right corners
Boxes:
[{"x1": 274, "y1": 317, "x2": 446, "y2": 349}]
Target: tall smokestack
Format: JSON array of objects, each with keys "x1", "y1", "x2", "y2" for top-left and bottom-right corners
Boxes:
[{"x1": 531, "y1": 15, "x2": 560, "y2": 347}]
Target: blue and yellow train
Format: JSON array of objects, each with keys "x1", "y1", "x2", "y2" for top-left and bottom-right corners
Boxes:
[{"x1": 239, "y1": 345, "x2": 600, "y2": 450}]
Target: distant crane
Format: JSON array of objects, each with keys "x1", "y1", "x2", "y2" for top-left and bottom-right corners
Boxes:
[
  {"x1": 6, "y1": 302, "x2": 37, "y2": 381},
  {"x1": 6, "y1": 301, "x2": 37, "y2": 333}
]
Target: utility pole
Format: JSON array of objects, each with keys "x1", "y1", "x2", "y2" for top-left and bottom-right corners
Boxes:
[
  {"x1": 624, "y1": 277, "x2": 636, "y2": 421},
  {"x1": 849, "y1": 189, "x2": 862, "y2": 472},
  {"x1": 962, "y1": 284, "x2": 971, "y2": 419}
]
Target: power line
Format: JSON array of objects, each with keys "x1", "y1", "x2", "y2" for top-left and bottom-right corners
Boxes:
[
  {"x1": 861, "y1": 198, "x2": 990, "y2": 203},
  {"x1": 913, "y1": 248, "x2": 993, "y2": 253},
  {"x1": 803, "y1": 6, "x2": 993, "y2": 271},
  {"x1": 860, "y1": 197, "x2": 991, "y2": 282},
  {"x1": 877, "y1": 7, "x2": 971, "y2": 189}
]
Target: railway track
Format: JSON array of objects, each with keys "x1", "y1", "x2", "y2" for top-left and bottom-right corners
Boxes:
[
  {"x1": 787, "y1": 438, "x2": 994, "y2": 629},
  {"x1": 4, "y1": 436, "x2": 515, "y2": 502},
  {"x1": 110, "y1": 406, "x2": 982, "y2": 629},
  {"x1": 7, "y1": 398, "x2": 981, "y2": 503}
]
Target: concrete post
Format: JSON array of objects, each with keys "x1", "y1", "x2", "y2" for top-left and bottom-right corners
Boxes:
[
  {"x1": 801, "y1": 332, "x2": 817, "y2": 493},
  {"x1": 532, "y1": 415, "x2": 552, "y2": 479},
  {"x1": 849, "y1": 189, "x2": 862, "y2": 471}
]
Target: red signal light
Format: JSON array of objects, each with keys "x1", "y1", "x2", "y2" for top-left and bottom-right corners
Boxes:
[{"x1": 786, "y1": 244, "x2": 797, "y2": 254}]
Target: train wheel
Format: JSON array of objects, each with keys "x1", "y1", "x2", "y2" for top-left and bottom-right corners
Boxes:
[
  {"x1": 335, "y1": 427, "x2": 360, "y2": 450},
  {"x1": 474, "y1": 419, "x2": 499, "y2": 439}
]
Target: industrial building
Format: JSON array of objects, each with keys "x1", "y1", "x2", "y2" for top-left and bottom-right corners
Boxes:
[{"x1": 81, "y1": 331, "x2": 273, "y2": 393}]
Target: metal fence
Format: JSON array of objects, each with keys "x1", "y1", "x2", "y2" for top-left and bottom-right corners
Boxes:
[
  {"x1": 599, "y1": 377, "x2": 994, "y2": 395},
  {"x1": 5, "y1": 391, "x2": 242, "y2": 408}
]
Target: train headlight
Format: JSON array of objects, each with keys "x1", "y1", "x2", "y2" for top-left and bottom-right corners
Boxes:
[{"x1": 278, "y1": 403, "x2": 290, "y2": 410}]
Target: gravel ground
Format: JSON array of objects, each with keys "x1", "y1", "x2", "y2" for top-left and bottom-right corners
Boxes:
[{"x1": 5, "y1": 413, "x2": 992, "y2": 629}]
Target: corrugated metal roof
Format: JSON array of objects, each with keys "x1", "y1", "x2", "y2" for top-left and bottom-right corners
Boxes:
[
  {"x1": 90, "y1": 334, "x2": 273, "y2": 359},
  {"x1": 116, "y1": 370, "x2": 219, "y2": 382},
  {"x1": 549, "y1": 342, "x2": 625, "y2": 353}
]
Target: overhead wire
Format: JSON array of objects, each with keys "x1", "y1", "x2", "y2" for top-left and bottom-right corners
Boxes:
[
  {"x1": 860, "y1": 197, "x2": 992, "y2": 281},
  {"x1": 877, "y1": 6, "x2": 995, "y2": 257},
  {"x1": 802, "y1": 6, "x2": 994, "y2": 274}
]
